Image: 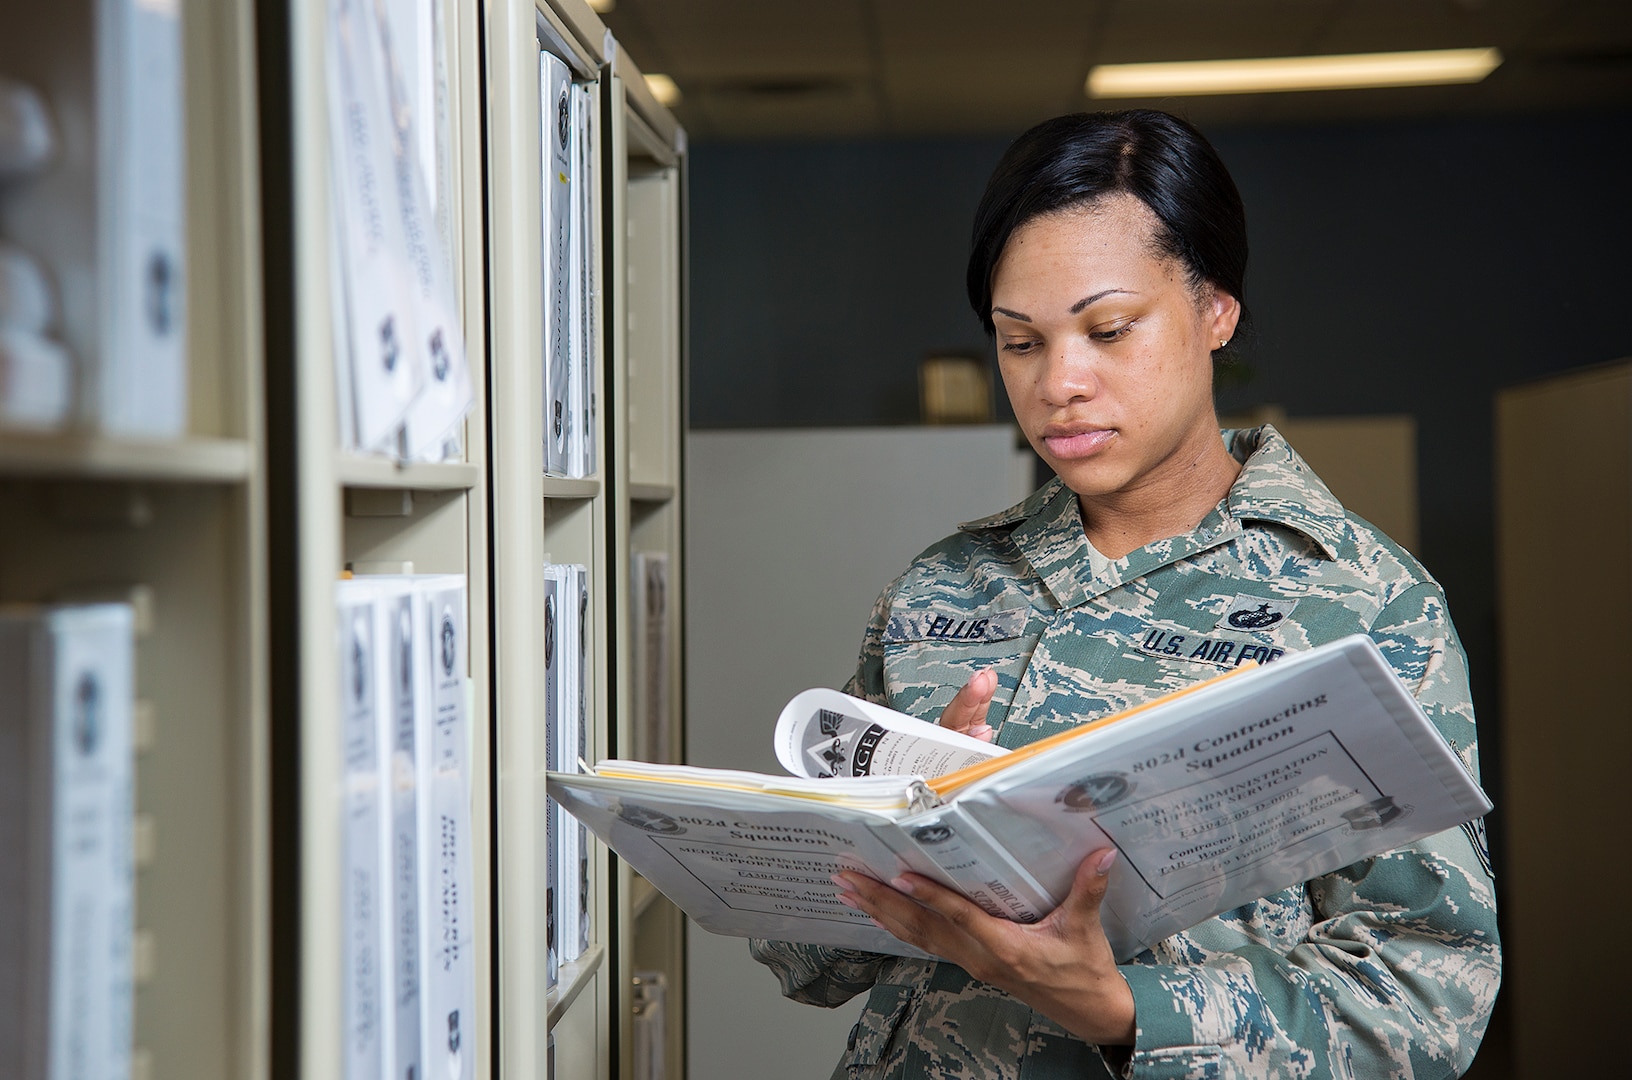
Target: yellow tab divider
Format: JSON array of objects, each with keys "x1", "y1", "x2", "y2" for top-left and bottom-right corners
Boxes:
[{"x1": 927, "y1": 662, "x2": 1259, "y2": 798}]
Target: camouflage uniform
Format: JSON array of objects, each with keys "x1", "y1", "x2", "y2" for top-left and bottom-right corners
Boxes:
[{"x1": 751, "y1": 426, "x2": 1500, "y2": 1080}]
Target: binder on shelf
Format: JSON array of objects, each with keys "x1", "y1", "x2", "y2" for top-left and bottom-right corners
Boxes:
[
  {"x1": 411, "y1": 575, "x2": 476, "y2": 1078},
  {"x1": 327, "y1": 0, "x2": 423, "y2": 455},
  {"x1": 378, "y1": 581, "x2": 423, "y2": 1080},
  {"x1": 0, "y1": 603, "x2": 135, "y2": 1080},
  {"x1": 573, "y1": 565, "x2": 592, "y2": 958},
  {"x1": 568, "y1": 81, "x2": 595, "y2": 478},
  {"x1": 327, "y1": 0, "x2": 472, "y2": 461},
  {"x1": 554, "y1": 563, "x2": 582, "y2": 962},
  {"x1": 544, "y1": 561, "x2": 592, "y2": 966},
  {"x1": 336, "y1": 582, "x2": 389, "y2": 1080},
  {"x1": 95, "y1": 0, "x2": 188, "y2": 437},
  {"x1": 630, "y1": 551, "x2": 671, "y2": 764},
  {"x1": 341, "y1": 573, "x2": 478, "y2": 1077},
  {"x1": 542, "y1": 566, "x2": 561, "y2": 987},
  {"x1": 540, "y1": 50, "x2": 574, "y2": 477},
  {"x1": 578, "y1": 81, "x2": 599, "y2": 477},
  {"x1": 376, "y1": 0, "x2": 472, "y2": 463}
]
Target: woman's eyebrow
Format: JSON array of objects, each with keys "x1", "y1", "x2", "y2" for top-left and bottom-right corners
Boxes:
[
  {"x1": 1071, "y1": 288, "x2": 1131, "y2": 314},
  {"x1": 993, "y1": 289, "x2": 1133, "y2": 324}
]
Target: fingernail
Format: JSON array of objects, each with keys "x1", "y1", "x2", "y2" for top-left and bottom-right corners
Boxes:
[
  {"x1": 1096, "y1": 849, "x2": 1118, "y2": 875},
  {"x1": 889, "y1": 876, "x2": 915, "y2": 895},
  {"x1": 834, "y1": 892, "x2": 859, "y2": 909},
  {"x1": 830, "y1": 873, "x2": 849, "y2": 888}
]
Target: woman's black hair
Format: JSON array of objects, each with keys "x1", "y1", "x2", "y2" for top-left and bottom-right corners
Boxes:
[{"x1": 967, "y1": 110, "x2": 1250, "y2": 353}]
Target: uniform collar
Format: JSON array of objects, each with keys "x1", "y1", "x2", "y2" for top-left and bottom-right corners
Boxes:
[
  {"x1": 1220, "y1": 424, "x2": 1347, "y2": 561},
  {"x1": 958, "y1": 425, "x2": 1346, "y2": 607}
]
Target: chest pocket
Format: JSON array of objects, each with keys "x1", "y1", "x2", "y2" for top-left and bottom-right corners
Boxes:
[{"x1": 881, "y1": 605, "x2": 1039, "y2": 727}]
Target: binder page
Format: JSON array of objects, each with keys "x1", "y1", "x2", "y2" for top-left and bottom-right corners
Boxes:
[
  {"x1": 774, "y1": 688, "x2": 1005, "y2": 780},
  {"x1": 547, "y1": 770, "x2": 930, "y2": 956},
  {"x1": 952, "y1": 636, "x2": 1492, "y2": 960}
]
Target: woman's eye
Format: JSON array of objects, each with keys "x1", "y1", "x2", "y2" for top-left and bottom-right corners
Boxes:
[
  {"x1": 1000, "y1": 339, "x2": 1041, "y2": 355},
  {"x1": 1090, "y1": 322, "x2": 1134, "y2": 342}
]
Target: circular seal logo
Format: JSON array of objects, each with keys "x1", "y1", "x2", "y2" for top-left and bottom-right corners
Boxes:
[
  {"x1": 440, "y1": 612, "x2": 457, "y2": 677},
  {"x1": 543, "y1": 595, "x2": 556, "y2": 669},
  {"x1": 430, "y1": 328, "x2": 449, "y2": 382},
  {"x1": 556, "y1": 89, "x2": 571, "y2": 150},
  {"x1": 911, "y1": 824, "x2": 953, "y2": 845},
  {"x1": 398, "y1": 606, "x2": 414, "y2": 693},
  {"x1": 618, "y1": 803, "x2": 685, "y2": 835},
  {"x1": 1056, "y1": 772, "x2": 1133, "y2": 812},
  {"x1": 351, "y1": 617, "x2": 369, "y2": 704},
  {"x1": 1341, "y1": 796, "x2": 1411, "y2": 831},
  {"x1": 72, "y1": 671, "x2": 101, "y2": 757}
]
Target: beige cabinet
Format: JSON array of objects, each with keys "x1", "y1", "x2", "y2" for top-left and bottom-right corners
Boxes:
[
  {"x1": 2, "y1": 1, "x2": 685, "y2": 1077},
  {"x1": 484, "y1": 3, "x2": 688, "y2": 1078},
  {"x1": 1494, "y1": 361, "x2": 1631, "y2": 1079}
]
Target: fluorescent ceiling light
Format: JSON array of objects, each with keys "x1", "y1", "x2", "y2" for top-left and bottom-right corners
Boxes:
[
  {"x1": 587, "y1": 0, "x2": 615, "y2": 13},
  {"x1": 644, "y1": 73, "x2": 682, "y2": 107},
  {"x1": 1087, "y1": 47, "x2": 1503, "y2": 98}
]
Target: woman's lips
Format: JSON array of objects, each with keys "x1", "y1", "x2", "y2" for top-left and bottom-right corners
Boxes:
[{"x1": 1042, "y1": 427, "x2": 1115, "y2": 459}]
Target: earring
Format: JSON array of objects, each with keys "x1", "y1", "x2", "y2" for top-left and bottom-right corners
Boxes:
[{"x1": 1219, "y1": 338, "x2": 1229, "y2": 349}]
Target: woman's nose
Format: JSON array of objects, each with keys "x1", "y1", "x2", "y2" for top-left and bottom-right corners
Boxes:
[{"x1": 1038, "y1": 340, "x2": 1099, "y2": 405}]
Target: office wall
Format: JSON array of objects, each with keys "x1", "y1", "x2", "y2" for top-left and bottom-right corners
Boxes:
[{"x1": 683, "y1": 426, "x2": 1036, "y2": 1080}]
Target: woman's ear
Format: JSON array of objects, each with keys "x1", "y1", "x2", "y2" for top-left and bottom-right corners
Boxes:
[{"x1": 1209, "y1": 287, "x2": 1242, "y2": 346}]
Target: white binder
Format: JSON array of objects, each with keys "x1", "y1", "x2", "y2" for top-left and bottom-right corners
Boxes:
[
  {"x1": 412, "y1": 575, "x2": 476, "y2": 1079},
  {"x1": 0, "y1": 603, "x2": 135, "y2": 1080},
  {"x1": 96, "y1": 0, "x2": 187, "y2": 437},
  {"x1": 336, "y1": 582, "x2": 388, "y2": 1080},
  {"x1": 540, "y1": 50, "x2": 574, "y2": 476}
]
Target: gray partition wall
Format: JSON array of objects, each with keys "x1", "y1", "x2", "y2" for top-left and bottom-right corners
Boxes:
[{"x1": 684, "y1": 424, "x2": 1035, "y2": 1080}]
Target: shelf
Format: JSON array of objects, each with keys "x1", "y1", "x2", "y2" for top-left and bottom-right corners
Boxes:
[
  {"x1": 0, "y1": 433, "x2": 255, "y2": 483},
  {"x1": 628, "y1": 481, "x2": 675, "y2": 504},
  {"x1": 335, "y1": 454, "x2": 480, "y2": 491},
  {"x1": 542, "y1": 475, "x2": 602, "y2": 500},
  {"x1": 546, "y1": 944, "x2": 607, "y2": 1029}
]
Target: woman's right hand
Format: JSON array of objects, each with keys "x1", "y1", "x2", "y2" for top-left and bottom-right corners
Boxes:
[{"x1": 939, "y1": 669, "x2": 997, "y2": 742}]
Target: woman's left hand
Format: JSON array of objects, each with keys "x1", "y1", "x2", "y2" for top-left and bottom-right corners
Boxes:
[{"x1": 832, "y1": 847, "x2": 1137, "y2": 1047}]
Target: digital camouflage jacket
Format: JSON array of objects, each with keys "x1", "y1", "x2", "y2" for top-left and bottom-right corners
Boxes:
[{"x1": 750, "y1": 426, "x2": 1500, "y2": 1080}]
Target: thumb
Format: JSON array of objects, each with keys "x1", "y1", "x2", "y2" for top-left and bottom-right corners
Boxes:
[
  {"x1": 1057, "y1": 847, "x2": 1118, "y2": 927},
  {"x1": 938, "y1": 669, "x2": 996, "y2": 740}
]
